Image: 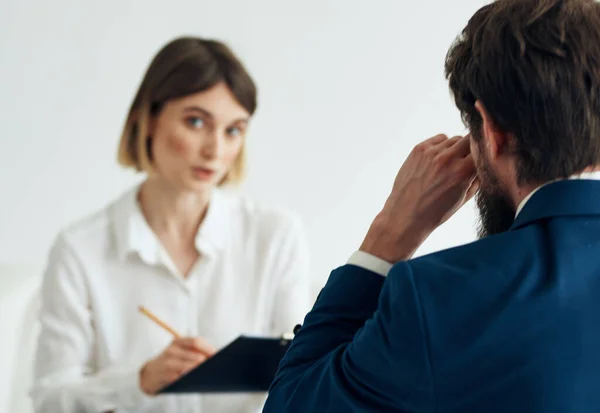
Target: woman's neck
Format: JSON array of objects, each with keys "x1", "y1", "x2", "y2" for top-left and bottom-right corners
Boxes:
[{"x1": 138, "y1": 177, "x2": 211, "y2": 245}]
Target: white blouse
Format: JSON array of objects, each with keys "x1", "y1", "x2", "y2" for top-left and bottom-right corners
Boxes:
[{"x1": 31, "y1": 186, "x2": 312, "y2": 413}]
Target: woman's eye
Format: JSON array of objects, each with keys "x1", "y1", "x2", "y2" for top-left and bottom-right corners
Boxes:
[
  {"x1": 227, "y1": 127, "x2": 242, "y2": 137},
  {"x1": 187, "y1": 117, "x2": 205, "y2": 129}
]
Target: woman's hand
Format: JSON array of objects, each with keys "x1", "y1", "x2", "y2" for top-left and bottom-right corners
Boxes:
[{"x1": 140, "y1": 337, "x2": 216, "y2": 395}]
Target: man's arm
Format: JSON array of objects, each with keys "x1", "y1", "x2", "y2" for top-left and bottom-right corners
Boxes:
[
  {"x1": 263, "y1": 261, "x2": 434, "y2": 413},
  {"x1": 263, "y1": 134, "x2": 478, "y2": 412}
]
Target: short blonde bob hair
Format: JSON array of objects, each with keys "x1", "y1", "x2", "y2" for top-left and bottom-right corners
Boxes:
[{"x1": 117, "y1": 37, "x2": 257, "y2": 185}]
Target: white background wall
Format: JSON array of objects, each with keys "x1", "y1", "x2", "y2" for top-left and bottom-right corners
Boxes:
[
  {"x1": 0, "y1": 0, "x2": 489, "y2": 410},
  {"x1": 0, "y1": 0, "x2": 488, "y2": 282}
]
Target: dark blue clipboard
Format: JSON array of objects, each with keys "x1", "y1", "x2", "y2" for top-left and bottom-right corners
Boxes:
[{"x1": 158, "y1": 335, "x2": 292, "y2": 394}]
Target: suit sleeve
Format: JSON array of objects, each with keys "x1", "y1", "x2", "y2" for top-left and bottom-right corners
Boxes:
[{"x1": 263, "y1": 262, "x2": 435, "y2": 413}]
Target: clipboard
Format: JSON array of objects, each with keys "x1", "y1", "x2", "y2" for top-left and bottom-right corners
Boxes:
[{"x1": 158, "y1": 334, "x2": 292, "y2": 394}]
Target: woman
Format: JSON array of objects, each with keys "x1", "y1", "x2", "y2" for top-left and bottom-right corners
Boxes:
[{"x1": 31, "y1": 37, "x2": 312, "y2": 413}]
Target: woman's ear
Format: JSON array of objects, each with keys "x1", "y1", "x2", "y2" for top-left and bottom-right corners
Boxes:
[
  {"x1": 147, "y1": 101, "x2": 164, "y2": 137},
  {"x1": 148, "y1": 115, "x2": 157, "y2": 137}
]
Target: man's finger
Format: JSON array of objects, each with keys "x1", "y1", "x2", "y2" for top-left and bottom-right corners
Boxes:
[
  {"x1": 459, "y1": 153, "x2": 476, "y2": 173},
  {"x1": 465, "y1": 176, "x2": 480, "y2": 202},
  {"x1": 439, "y1": 135, "x2": 463, "y2": 149},
  {"x1": 425, "y1": 134, "x2": 449, "y2": 146},
  {"x1": 448, "y1": 135, "x2": 472, "y2": 158}
]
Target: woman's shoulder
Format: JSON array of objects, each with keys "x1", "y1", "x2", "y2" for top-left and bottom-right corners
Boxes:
[{"x1": 53, "y1": 188, "x2": 135, "y2": 252}]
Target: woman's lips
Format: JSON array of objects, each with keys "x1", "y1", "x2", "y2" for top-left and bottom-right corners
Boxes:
[{"x1": 191, "y1": 167, "x2": 216, "y2": 180}]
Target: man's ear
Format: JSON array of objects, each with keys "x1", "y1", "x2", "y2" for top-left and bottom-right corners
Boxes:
[{"x1": 474, "y1": 100, "x2": 511, "y2": 160}]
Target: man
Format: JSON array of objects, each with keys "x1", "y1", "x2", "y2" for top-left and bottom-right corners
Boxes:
[{"x1": 262, "y1": 0, "x2": 600, "y2": 412}]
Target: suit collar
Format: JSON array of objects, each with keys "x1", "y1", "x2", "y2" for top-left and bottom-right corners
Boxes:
[
  {"x1": 510, "y1": 179, "x2": 600, "y2": 230},
  {"x1": 514, "y1": 171, "x2": 600, "y2": 217}
]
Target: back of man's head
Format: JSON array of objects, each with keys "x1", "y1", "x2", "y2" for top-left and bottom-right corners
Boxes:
[{"x1": 446, "y1": 0, "x2": 600, "y2": 186}]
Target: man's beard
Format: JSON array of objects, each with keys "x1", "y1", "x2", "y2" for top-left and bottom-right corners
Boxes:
[{"x1": 475, "y1": 159, "x2": 516, "y2": 239}]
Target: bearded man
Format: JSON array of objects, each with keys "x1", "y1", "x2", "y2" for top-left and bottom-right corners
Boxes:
[{"x1": 264, "y1": 0, "x2": 600, "y2": 412}]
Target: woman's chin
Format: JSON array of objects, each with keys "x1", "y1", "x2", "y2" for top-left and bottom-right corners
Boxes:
[{"x1": 183, "y1": 177, "x2": 218, "y2": 193}]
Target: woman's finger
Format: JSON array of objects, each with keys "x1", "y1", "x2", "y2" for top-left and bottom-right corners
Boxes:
[
  {"x1": 167, "y1": 344, "x2": 208, "y2": 364},
  {"x1": 176, "y1": 337, "x2": 216, "y2": 356}
]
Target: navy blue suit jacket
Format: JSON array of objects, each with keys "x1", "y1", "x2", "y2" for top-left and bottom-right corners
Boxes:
[{"x1": 263, "y1": 180, "x2": 600, "y2": 413}]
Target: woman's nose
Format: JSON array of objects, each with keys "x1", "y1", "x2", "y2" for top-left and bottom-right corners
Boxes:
[{"x1": 201, "y1": 130, "x2": 224, "y2": 159}]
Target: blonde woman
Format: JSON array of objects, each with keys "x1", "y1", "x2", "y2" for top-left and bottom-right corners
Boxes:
[{"x1": 31, "y1": 37, "x2": 312, "y2": 413}]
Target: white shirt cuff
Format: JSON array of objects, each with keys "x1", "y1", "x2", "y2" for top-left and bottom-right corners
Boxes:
[
  {"x1": 347, "y1": 251, "x2": 393, "y2": 277},
  {"x1": 99, "y1": 363, "x2": 154, "y2": 411}
]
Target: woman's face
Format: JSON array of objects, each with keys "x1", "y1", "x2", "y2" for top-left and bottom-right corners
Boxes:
[{"x1": 150, "y1": 82, "x2": 250, "y2": 192}]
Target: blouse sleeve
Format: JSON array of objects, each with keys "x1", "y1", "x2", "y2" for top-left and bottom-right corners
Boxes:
[
  {"x1": 268, "y1": 214, "x2": 313, "y2": 335},
  {"x1": 30, "y1": 235, "x2": 153, "y2": 413}
]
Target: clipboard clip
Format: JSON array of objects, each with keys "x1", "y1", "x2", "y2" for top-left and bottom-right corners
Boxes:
[
  {"x1": 281, "y1": 332, "x2": 294, "y2": 341},
  {"x1": 279, "y1": 323, "x2": 301, "y2": 345}
]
